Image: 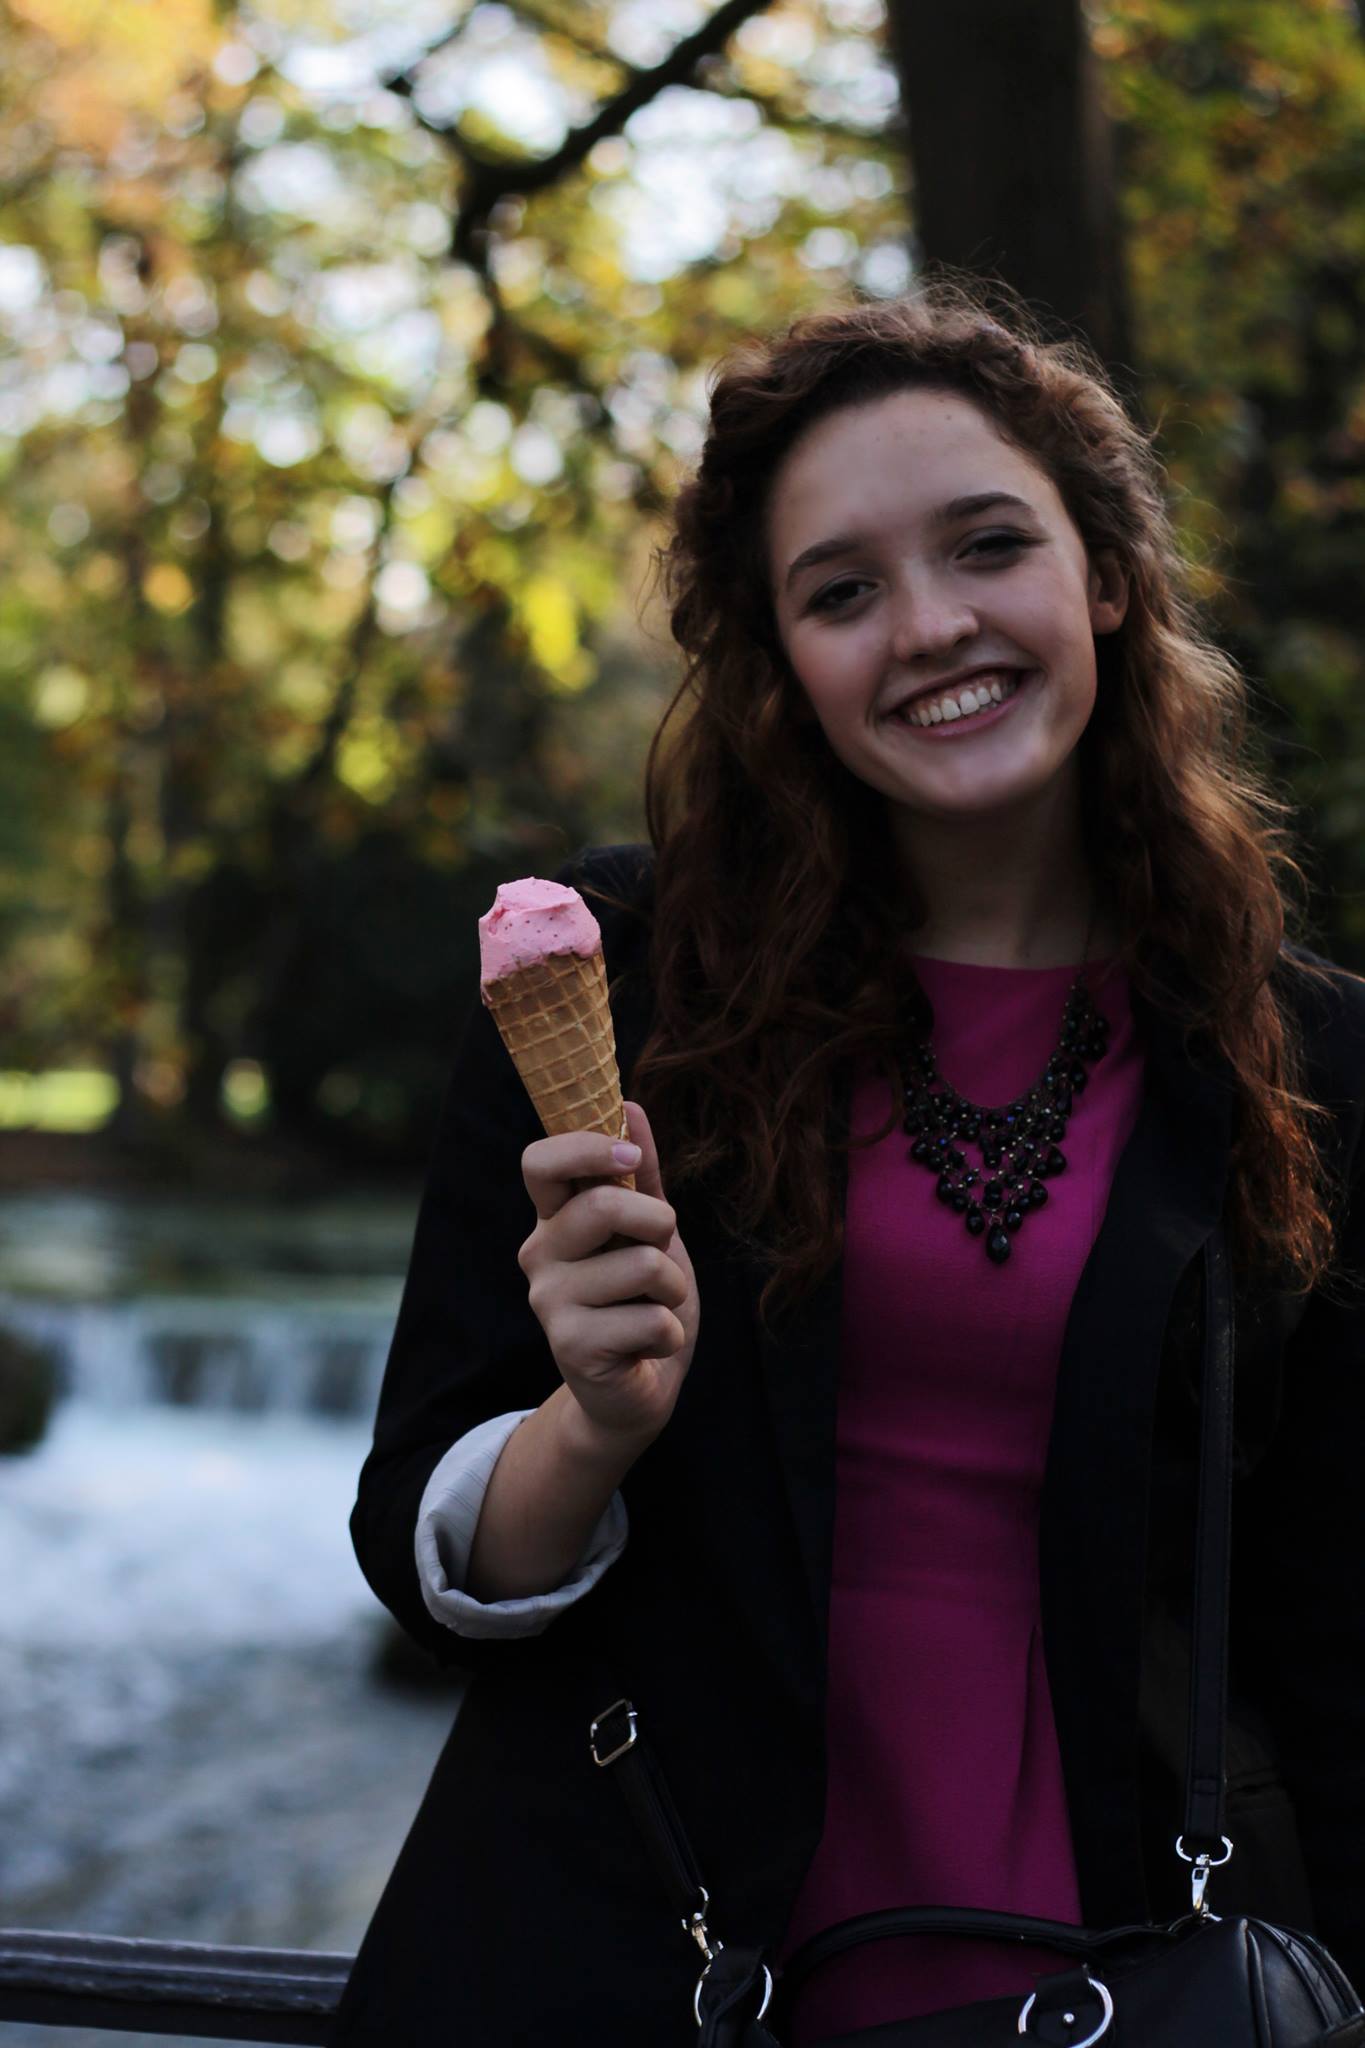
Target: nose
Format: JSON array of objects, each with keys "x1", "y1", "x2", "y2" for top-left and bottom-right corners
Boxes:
[{"x1": 888, "y1": 572, "x2": 978, "y2": 667}]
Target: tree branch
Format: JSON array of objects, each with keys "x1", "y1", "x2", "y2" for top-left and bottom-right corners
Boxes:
[{"x1": 384, "y1": 0, "x2": 774, "y2": 265}]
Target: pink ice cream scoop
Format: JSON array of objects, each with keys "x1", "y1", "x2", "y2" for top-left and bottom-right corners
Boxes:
[
  {"x1": 476, "y1": 877, "x2": 629, "y2": 1168},
  {"x1": 478, "y1": 877, "x2": 602, "y2": 997}
]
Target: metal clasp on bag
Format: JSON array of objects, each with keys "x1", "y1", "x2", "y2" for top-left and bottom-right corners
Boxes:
[
  {"x1": 683, "y1": 1887, "x2": 721, "y2": 1963},
  {"x1": 693, "y1": 1951, "x2": 774, "y2": 2029},
  {"x1": 1176, "y1": 1832, "x2": 1233, "y2": 1917},
  {"x1": 1017, "y1": 1975, "x2": 1114, "y2": 2045},
  {"x1": 685, "y1": 1886, "x2": 775, "y2": 2029}
]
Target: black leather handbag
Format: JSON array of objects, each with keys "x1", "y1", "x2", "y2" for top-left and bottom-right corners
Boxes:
[{"x1": 589, "y1": 1229, "x2": 1365, "y2": 2046}]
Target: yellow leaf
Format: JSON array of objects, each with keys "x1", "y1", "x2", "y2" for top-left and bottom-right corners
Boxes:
[
  {"x1": 143, "y1": 562, "x2": 194, "y2": 614},
  {"x1": 522, "y1": 573, "x2": 594, "y2": 692}
]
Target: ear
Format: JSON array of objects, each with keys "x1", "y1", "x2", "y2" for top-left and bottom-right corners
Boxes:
[{"x1": 1087, "y1": 549, "x2": 1129, "y2": 636}]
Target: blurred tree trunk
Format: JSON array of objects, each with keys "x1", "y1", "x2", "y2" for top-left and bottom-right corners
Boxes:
[{"x1": 885, "y1": 0, "x2": 1133, "y2": 373}]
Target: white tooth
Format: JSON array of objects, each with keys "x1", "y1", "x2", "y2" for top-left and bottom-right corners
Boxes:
[
  {"x1": 912, "y1": 705, "x2": 931, "y2": 726},
  {"x1": 928, "y1": 701, "x2": 943, "y2": 722},
  {"x1": 958, "y1": 687, "x2": 982, "y2": 713},
  {"x1": 940, "y1": 698, "x2": 961, "y2": 721},
  {"x1": 988, "y1": 679, "x2": 1005, "y2": 703}
]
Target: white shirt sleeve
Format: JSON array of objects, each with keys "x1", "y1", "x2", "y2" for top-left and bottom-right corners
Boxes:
[{"x1": 414, "y1": 1409, "x2": 629, "y2": 1639}]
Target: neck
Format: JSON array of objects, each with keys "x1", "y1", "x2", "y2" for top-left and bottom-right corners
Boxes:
[{"x1": 889, "y1": 782, "x2": 1110, "y2": 968}]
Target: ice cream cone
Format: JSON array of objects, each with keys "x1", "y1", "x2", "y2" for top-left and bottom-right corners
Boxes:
[{"x1": 483, "y1": 947, "x2": 634, "y2": 1189}]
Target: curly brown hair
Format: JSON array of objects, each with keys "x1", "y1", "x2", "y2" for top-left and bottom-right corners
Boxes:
[{"x1": 610, "y1": 280, "x2": 1342, "y2": 1328}]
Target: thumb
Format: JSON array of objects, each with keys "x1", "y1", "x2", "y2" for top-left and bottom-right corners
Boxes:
[{"x1": 622, "y1": 1099, "x2": 666, "y2": 1202}]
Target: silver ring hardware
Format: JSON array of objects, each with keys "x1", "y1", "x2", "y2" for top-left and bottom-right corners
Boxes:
[
  {"x1": 1017, "y1": 1976, "x2": 1114, "y2": 2046},
  {"x1": 589, "y1": 1698, "x2": 638, "y2": 1769},
  {"x1": 693, "y1": 1960, "x2": 773, "y2": 2029},
  {"x1": 1175, "y1": 1833, "x2": 1234, "y2": 1866}
]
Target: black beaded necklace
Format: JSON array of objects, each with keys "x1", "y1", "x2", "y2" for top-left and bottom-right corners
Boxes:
[{"x1": 897, "y1": 916, "x2": 1112, "y2": 1266}]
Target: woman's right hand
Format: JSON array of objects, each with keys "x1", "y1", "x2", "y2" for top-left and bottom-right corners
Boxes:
[{"x1": 518, "y1": 1099, "x2": 700, "y2": 1450}]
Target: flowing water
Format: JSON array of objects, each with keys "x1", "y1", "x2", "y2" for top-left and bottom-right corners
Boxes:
[{"x1": 0, "y1": 1191, "x2": 462, "y2": 2047}]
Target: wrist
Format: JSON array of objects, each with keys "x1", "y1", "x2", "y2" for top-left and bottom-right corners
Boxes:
[{"x1": 547, "y1": 1382, "x2": 658, "y2": 1480}]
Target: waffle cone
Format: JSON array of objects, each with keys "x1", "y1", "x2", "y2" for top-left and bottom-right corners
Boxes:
[{"x1": 484, "y1": 948, "x2": 633, "y2": 1187}]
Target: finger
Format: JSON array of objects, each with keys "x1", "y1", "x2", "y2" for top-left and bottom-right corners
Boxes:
[
  {"x1": 553, "y1": 1183, "x2": 677, "y2": 1261},
  {"x1": 569, "y1": 1242, "x2": 689, "y2": 1311},
  {"x1": 562, "y1": 1301, "x2": 688, "y2": 1369},
  {"x1": 523, "y1": 1129, "x2": 644, "y2": 1222},
  {"x1": 622, "y1": 1101, "x2": 666, "y2": 1204}
]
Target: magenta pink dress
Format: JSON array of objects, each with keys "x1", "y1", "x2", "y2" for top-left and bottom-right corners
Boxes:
[{"x1": 779, "y1": 953, "x2": 1145, "y2": 2043}]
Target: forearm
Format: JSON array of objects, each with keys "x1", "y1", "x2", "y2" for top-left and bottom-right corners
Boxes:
[{"x1": 465, "y1": 1383, "x2": 650, "y2": 1601}]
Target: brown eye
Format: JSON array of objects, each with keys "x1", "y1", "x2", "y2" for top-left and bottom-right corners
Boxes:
[
  {"x1": 962, "y1": 530, "x2": 1031, "y2": 560},
  {"x1": 809, "y1": 576, "x2": 873, "y2": 613}
]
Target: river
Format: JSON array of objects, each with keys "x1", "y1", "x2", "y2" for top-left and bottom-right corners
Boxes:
[{"x1": 0, "y1": 1190, "x2": 461, "y2": 2048}]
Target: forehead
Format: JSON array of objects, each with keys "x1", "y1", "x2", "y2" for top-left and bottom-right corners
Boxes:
[{"x1": 767, "y1": 387, "x2": 1064, "y2": 567}]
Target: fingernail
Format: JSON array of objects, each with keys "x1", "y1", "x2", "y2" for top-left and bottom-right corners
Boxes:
[{"x1": 612, "y1": 1142, "x2": 642, "y2": 1167}]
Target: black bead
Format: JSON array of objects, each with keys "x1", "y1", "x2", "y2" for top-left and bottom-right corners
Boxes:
[
  {"x1": 1005, "y1": 1208, "x2": 1024, "y2": 1231},
  {"x1": 1044, "y1": 1145, "x2": 1067, "y2": 1175},
  {"x1": 965, "y1": 1205, "x2": 985, "y2": 1235},
  {"x1": 911, "y1": 1138, "x2": 932, "y2": 1162},
  {"x1": 951, "y1": 1192, "x2": 968, "y2": 1212},
  {"x1": 1028, "y1": 1183, "x2": 1048, "y2": 1208},
  {"x1": 982, "y1": 1182, "x2": 1003, "y2": 1209},
  {"x1": 986, "y1": 1226, "x2": 1012, "y2": 1265},
  {"x1": 936, "y1": 1174, "x2": 956, "y2": 1203}
]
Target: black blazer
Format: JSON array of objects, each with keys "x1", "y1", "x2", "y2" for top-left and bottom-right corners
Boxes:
[{"x1": 331, "y1": 844, "x2": 1365, "y2": 2048}]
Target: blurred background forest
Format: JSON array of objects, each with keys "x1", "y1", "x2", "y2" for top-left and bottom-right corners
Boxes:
[{"x1": 5, "y1": 0, "x2": 1365, "y2": 1184}]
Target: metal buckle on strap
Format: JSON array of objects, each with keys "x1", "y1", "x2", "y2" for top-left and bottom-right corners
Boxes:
[
  {"x1": 589, "y1": 1699, "x2": 638, "y2": 1769},
  {"x1": 1176, "y1": 1833, "x2": 1233, "y2": 1917}
]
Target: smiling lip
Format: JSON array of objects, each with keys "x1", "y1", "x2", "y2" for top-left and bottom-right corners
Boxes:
[{"x1": 887, "y1": 668, "x2": 1038, "y2": 740}]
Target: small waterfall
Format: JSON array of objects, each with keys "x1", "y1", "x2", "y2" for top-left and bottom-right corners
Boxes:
[
  {"x1": 2, "y1": 1293, "x2": 398, "y2": 1417},
  {"x1": 0, "y1": 1191, "x2": 411, "y2": 1420}
]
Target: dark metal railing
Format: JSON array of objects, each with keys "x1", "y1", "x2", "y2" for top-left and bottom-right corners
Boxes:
[{"x1": 0, "y1": 1928, "x2": 352, "y2": 2042}]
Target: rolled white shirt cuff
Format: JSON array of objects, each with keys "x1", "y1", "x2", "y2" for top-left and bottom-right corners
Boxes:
[{"x1": 415, "y1": 1409, "x2": 629, "y2": 1639}]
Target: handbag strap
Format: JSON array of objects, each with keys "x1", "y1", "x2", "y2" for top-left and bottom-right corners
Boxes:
[
  {"x1": 1182, "y1": 1223, "x2": 1234, "y2": 1865},
  {"x1": 591, "y1": 1223, "x2": 1237, "y2": 2012}
]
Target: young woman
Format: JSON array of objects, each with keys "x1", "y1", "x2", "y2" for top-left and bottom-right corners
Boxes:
[{"x1": 330, "y1": 286, "x2": 1365, "y2": 2047}]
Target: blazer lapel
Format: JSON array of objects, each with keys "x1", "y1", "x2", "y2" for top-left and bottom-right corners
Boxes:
[
  {"x1": 1040, "y1": 986, "x2": 1234, "y2": 1927},
  {"x1": 753, "y1": 1063, "x2": 853, "y2": 1655}
]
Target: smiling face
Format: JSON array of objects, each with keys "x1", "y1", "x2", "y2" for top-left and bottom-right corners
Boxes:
[{"x1": 768, "y1": 387, "x2": 1128, "y2": 833}]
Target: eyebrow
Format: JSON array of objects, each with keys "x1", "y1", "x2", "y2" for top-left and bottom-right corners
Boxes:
[{"x1": 782, "y1": 492, "x2": 1039, "y2": 591}]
